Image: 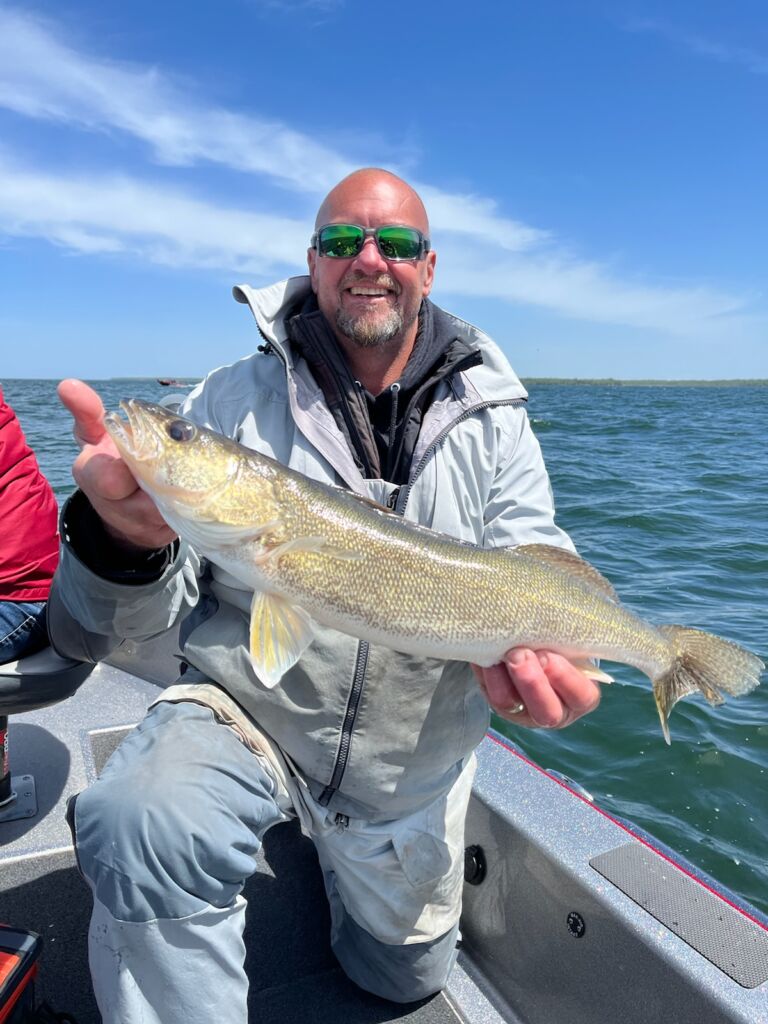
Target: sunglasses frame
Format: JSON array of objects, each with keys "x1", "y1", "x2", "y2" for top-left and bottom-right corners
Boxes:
[{"x1": 311, "y1": 223, "x2": 431, "y2": 262}]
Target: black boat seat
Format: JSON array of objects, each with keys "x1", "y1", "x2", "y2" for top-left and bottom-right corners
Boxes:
[
  {"x1": 0, "y1": 647, "x2": 94, "y2": 819},
  {"x1": 0, "y1": 646, "x2": 94, "y2": 715}
]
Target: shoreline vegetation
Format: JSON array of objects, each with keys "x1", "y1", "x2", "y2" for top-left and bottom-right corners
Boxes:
[{"x1": 523, "y1": 378, "x2": 768, "y2": 387}]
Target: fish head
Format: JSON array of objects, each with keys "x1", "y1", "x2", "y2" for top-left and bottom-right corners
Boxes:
[{"x1": 104, "y1": 399, "x2": 275, "y2": 526}]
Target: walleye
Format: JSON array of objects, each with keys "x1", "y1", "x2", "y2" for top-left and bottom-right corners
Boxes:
[{"x1": 105, "y1": 400, "x2": 764, "y2": 743}]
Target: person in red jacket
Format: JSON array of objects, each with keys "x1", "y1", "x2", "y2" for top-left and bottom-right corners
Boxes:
[{"x1": 0, "y1": 386, "x2": 59, "y2": 664}]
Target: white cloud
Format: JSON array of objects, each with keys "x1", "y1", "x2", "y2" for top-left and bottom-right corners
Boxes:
[
  {"x1": 0, "y1": 6, "x2": 556, "y2": 249},
  {"x1": 0, "y1": 6, "x2": 763, "y2": 343},
  {"x1": 626, "y1": 18, "x2": 768, "y2": 76},
  {"x1": 0, "y1": 153, "x2": 758, "y2": 340},
  {"x1": 0, "y1": 7, "x2": 354, "y2": 192},
  {"x1": 436, "y1": 238, "x2": 751, "y2": 338},
  {"x1": 0, "y1": 155, "x2": 310, "y2": 274}
]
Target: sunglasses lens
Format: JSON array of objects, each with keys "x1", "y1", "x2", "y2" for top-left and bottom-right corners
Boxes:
[
  {"x1": 316, "y1": 225, "x2": 426, "y2": 260},
  {"x1": 377, "y1": 227, "x2": 423, "y2": 260},
  {"x1": 317, "y1": 225, "x2": 364, "y2": 258}
]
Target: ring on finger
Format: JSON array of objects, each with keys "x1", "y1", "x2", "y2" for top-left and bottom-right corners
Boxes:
[{"x1": 506, "y1": 702, "x2": 526, "y2": 715}]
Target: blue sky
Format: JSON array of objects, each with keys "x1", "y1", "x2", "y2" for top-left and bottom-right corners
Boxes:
[{"x1": 0, "y1": 0, "x2": 765, "y2": 380}]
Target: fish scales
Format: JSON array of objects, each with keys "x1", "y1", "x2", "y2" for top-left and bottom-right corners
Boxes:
[{"x1": 104, "y1": 399, "x2": 764, "y2": 742}]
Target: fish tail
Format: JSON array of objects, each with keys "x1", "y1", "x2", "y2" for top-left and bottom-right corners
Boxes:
[{"x1": 653, "y1": 626, "x2": 764, "y2": 745}]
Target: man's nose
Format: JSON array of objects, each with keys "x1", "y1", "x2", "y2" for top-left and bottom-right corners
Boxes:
[{"x1": 352, "y1": 236, "x2": 388, "y2": 272}]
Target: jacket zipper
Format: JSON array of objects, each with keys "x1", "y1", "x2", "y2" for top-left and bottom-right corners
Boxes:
[
  {"x1": 395, "y1": 398, "x2": 527, "y2": 515},
  {"x1": 317, "y1": 397, "x2": 526, "y2": 807},
  {"x1": 319, "y1": 639, "x2": 370, "y2": 805}
]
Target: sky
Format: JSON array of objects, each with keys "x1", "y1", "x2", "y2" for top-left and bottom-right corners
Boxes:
[{"x1": 0, "y1": 0, "x2": 765, "y2": 380}]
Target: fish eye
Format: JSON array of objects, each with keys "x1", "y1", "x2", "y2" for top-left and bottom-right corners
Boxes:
[{"x1": 167, "y1": 419, "x2": 197, "y2": 443}]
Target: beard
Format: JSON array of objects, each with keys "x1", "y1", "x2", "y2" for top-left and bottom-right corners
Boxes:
[
  {"x1": 335, "y1": 304, "x2": 407, "y2": 348},
  {"x1": 334, "y1": 274, "x2": 421, "y2": 349}
]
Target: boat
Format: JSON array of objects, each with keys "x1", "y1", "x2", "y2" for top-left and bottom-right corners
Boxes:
[
  {"x1": 156, "y1": 379, "x2": 196, "y2": 388},
  {"x1": 1, "y1": 632, "x2": 767, "y2": 1023}
]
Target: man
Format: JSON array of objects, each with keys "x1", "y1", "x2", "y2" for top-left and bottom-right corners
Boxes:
[
  {"x1": 0, "y1": 386, "x2": 59, "y2": 664},
  {"x1": 51, "y1": 169, "x2": 600, "y2": 1023}
]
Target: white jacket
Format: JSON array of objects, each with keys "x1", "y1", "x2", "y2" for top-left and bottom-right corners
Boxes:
[{"x1": 54, "y1": 276, "x2": 574, "y2": 821}]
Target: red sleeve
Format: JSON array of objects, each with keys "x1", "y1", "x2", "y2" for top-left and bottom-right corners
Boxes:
[{"x1": 0, "y1": 388, "x2": 60, "y2": 601}]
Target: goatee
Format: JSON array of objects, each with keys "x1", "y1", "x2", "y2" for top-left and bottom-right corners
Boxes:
[{"x1": 335, "y1": 307, "x2": 406, "y2": 348}]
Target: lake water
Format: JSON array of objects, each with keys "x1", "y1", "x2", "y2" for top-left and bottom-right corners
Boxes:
[{"x1": 4, "y1": 377, "x2": 767, "y2": 914}]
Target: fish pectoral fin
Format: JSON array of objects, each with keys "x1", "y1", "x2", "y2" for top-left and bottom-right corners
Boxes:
[
  {"x1": 254, "y1": 536, "x2": 364, "y2": 565},
  {"x1": 513, "y1": 544, "x2": 620, "y2": 603},
  {"x1": 569, "y1": 658, "x2": 615, "y2": 684},
  {"x1": 249, "y1": 590, "x2": 318, "y2": 689}
]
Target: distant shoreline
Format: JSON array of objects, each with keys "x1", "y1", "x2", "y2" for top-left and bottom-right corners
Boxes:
[
  {"x1": 4, "y1": 377, "x2": 767, "y2": 387},
  {"x1": 522, "y1": 378, "x2": 768, "y2": 387}
]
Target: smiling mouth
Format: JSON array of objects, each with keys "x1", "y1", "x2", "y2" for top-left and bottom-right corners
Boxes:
[
  {"x1": 347, "y1": 287, "x2": 393, "y2": 297},
  {"x1": 341, "y1": 273, "x2": 399, "y2": 300}
]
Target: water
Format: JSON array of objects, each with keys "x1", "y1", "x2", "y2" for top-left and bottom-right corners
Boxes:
[{"x1": 3, "y1": 378, "x2": 768, "y2": 913}]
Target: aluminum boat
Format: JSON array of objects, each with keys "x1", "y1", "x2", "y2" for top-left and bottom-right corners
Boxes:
[{"x1": 2, "y1": 631, "x2": 767, "y2": 1023}]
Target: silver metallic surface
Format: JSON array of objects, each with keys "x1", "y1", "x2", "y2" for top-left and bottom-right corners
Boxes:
[
  {"x1": 460, "y1": 730, "x2": 768, "y2": 1023},
  {"x1": 0, "y1": 774, "x2": 36, "y2": 822}
]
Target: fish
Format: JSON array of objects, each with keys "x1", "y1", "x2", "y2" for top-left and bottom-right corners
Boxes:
[{"x1": 104, "y1": 399, "x2": 764, "y2": 743}]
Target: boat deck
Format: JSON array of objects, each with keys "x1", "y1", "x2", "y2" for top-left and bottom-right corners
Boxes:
[
  {"x1": 2, "y1": 635, "x2": 767, "y2": 1023},
  {"x1": 0, "y1": 645, "x2": 480, "y2": 1023}
]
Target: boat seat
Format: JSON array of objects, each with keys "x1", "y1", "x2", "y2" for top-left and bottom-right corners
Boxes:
[
  {"x1": 0, "y1": 645, "x2": 94, "y2": 715},
  {"x1": 0, "y1": 647, "x2": 94, "y2": 820}
]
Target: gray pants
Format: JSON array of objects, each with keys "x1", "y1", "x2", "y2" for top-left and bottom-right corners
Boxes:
[{"x1": 73, "y1": 701, "x2": 462, "y2": 1023}]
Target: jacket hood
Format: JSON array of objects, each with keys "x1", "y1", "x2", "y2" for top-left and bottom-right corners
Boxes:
[{"x1": 232, "y1": 276, "x2": 528, "y2": 405}]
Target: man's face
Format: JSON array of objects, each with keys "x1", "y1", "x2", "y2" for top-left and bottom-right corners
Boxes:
[{"x1": 307, "y1": 176, "x2": 436, "y2": 351}]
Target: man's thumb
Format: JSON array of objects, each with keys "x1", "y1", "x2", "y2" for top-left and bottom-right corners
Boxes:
[{"x1": 58, "y1": 379, "x2": 107, "y2": 448}]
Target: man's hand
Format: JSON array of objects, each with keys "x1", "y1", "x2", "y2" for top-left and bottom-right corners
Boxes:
[
  {"x1": 58, "y1": 379, "x2": 177, "y2": 551},
  {"x1": 472, "y1": 649, "x2": 601, "y2": 730}
]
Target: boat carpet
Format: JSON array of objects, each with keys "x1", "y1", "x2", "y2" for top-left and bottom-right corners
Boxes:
[{"x1": 1, "y1": 824, "x2": 460, "y2": 1024}]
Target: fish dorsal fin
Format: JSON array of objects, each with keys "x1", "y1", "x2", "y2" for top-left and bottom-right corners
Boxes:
[
  {"x1": 514, "y1": 544, "x2": 620, "y2": 603},
  {"x1": 249, "y1": 589, "x2": 318, "y2": 688}
]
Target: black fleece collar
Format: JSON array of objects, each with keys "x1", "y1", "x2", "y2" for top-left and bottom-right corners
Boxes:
[{"x1": 288, "y1": 295, "x2": 482, "y2": 482}]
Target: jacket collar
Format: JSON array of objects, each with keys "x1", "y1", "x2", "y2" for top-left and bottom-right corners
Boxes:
[{"x1": 232, "y1": 275, "x2": 528, "y2": 403}]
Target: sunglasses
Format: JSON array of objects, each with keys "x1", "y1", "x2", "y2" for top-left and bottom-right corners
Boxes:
[{"x1": 311, "y1": 223, "x2": 431, "y2": 262}]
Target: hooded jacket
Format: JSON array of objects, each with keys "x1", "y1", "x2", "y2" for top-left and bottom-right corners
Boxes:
[
  {"x1": 51, "y1": 277, "x2": 574, "y2": 821},
  {"x1": 0, "y1": 386, "x2": 59, "y2": 601}
]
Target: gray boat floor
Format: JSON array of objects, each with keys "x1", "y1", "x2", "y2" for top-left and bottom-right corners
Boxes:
[
  {"x1": 0, "y1": 660, "x2": 463, "y2": 1024},
  {"x1": 3, "y1": 824, "x2": 460, "y2": 1023}
]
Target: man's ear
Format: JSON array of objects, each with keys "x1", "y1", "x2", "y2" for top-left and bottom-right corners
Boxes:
[
  {"x1": 421, "y1": 250, "x2": 437, "y2": 297},
  {"x1": 307, "y1": 247, "x2": 318, "y2": 291}
]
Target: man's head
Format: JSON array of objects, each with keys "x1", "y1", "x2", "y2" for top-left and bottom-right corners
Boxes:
[{"x1": 307, "y1": 168, "x2": 436, "y2": 353}]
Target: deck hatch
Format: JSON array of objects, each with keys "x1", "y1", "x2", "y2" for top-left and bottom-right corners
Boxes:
[
  {"x1": 590, "y1": 842, "x2": 768, "y2": 988},
  {"x1": 88, "y1": 726, "x2": 135, "y2": 778}
]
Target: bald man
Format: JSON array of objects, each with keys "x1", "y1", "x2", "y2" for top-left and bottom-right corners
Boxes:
[{"x1": 52, "y1": 169, "x2": 599, "y2": 1023}]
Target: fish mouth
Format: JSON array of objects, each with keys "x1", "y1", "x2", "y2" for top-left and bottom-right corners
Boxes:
[{"x1": 104, "y1": 399, "x2": 168, "y2": 463}]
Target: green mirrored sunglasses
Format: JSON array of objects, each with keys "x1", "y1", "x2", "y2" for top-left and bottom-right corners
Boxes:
[{"x1": 311, "y1": 223, "x2": 431, "y2": 261}]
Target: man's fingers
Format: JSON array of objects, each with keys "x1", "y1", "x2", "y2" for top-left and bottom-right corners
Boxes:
[
  {"x1": 98, "y1": 488, "x2": 178, "y2": 550},
  {"x1": 472, "y1": 662, "x2": 540, "y2": 727},
  {"x1": 58, "y1": 378, "x2": 177, "y2": 550},
  {"x1": 474, "y1": 662, "x2": 522, "y2": 709},
  {"x1": 538, "y1": 652, "x2": 601, "y2": 717},
  {"x1": 73, "y1": 448, "x2": 141, "y2": 502},
  {"x1": 503, "y1": 650, "x2": 601, "y2": 728},
  {"x1": 58, "y1": 378, "x2": 108, "y2": 448},
  {"x1": 503, "y1": 649, "x2": 565, "y2": 727}
]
